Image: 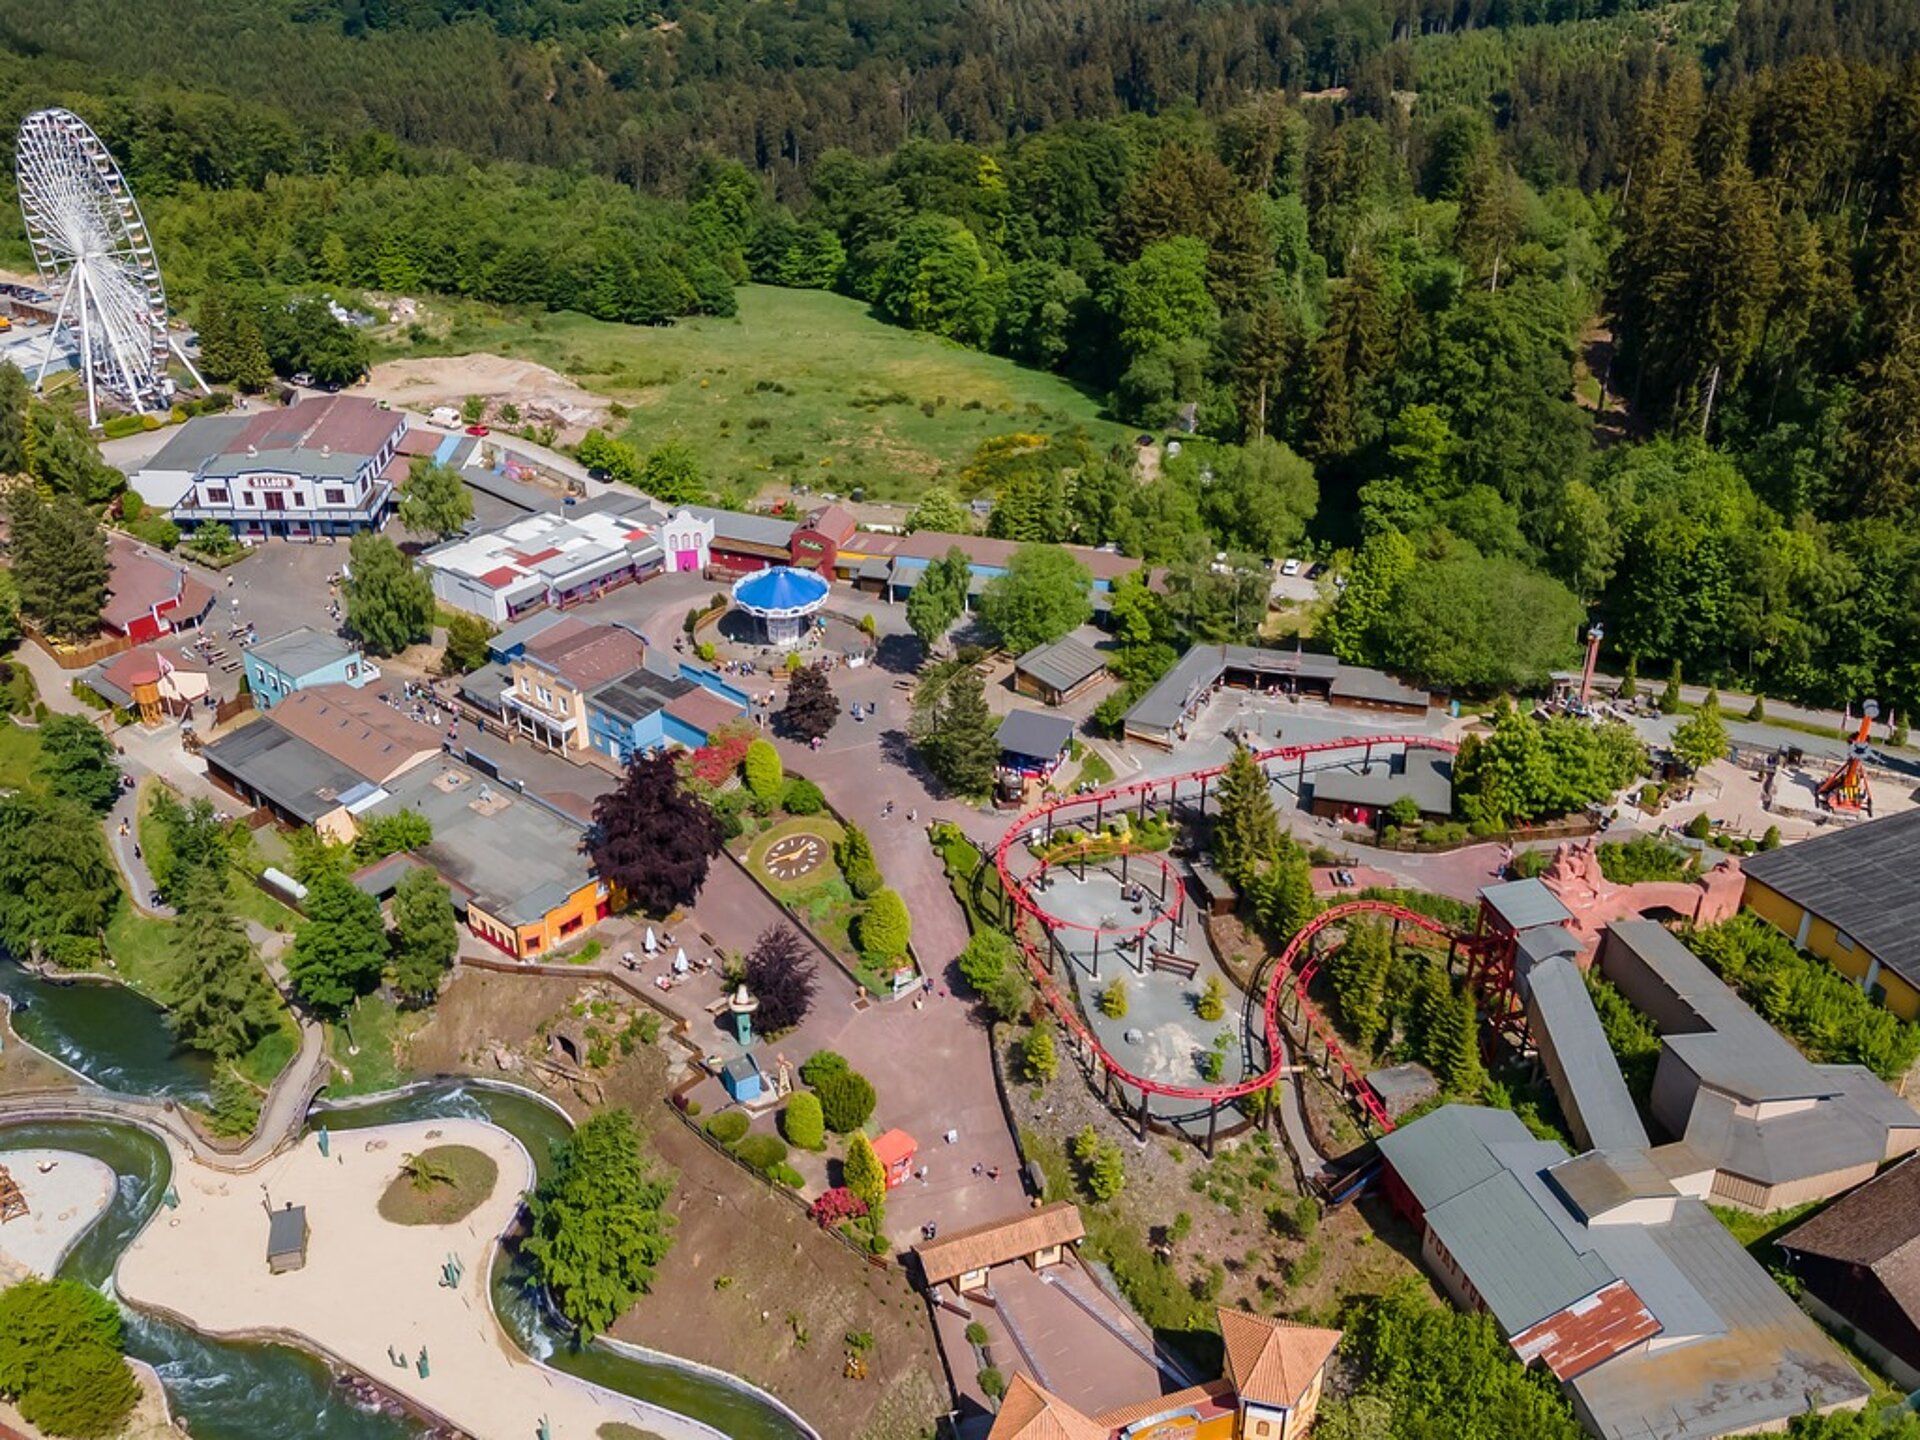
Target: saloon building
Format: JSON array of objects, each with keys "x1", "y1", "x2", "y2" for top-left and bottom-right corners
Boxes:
[{"x1": 130, "y1": 395, "x2": 408, "y2": 540}]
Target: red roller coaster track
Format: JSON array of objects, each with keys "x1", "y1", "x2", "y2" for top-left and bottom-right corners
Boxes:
[{"x1": 993, "y1": 734, "x2": 1469, "y2": 1133}]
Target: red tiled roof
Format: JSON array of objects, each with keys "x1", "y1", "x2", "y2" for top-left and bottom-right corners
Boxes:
[
  {"x1": 397, "y1": 429, "x2": 442, "y2": 456},
  {"x1": 513, "y1": 547, "x2": 562, "y2": 566},
  {"x1": 381, "y1": 454, "x2": 411, "y2": 483},
  {"x1": 223, "y1": 395, "x2": 401, "y2": 460},
  {"x1": 477, "y1": 565, "x2": 524, "y2": 590},
  {"x1": 1510, "y1": 1279, "x2": 1662, "y2": 1380},
  {"x1": 100, "y1": 647, "x2": 205, "y2": 692},
  {"x1": 801, "y1": 504, "x2": 857, "y2": 544}
]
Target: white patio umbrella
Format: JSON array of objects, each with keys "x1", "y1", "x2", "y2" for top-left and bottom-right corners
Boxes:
[
  {"x1": 644, "y1": 927, "x2": 657, "y2": 953},
  {"x1": 673, "y1": 947, "x2": 689, "y2": 974}
]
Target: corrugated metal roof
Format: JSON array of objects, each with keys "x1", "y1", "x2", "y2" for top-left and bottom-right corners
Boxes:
[
  {"x1": 1424, "y1": 1171, "x2": 1618, "y2": 1331},
  {"x1": 1742, "y1": 809, "x2": 1920, "y2": 992},
  {"x1": 996, "y1": 709, "x2": 1075, "y2": 760},
  {"x1": 1377, "y1": 1103, "x2": 1533, "y2": 1209},
  {"x1": 1014, "y1": 637, "x2": 1106, "y2": 695},
  {"x1": 1482, "y1": 877, "x2": 1576, "y2": 932},
  {"x1": 1308, "y1": 750, "x2": 1453, "y2": 814},
  {"x1": 1525, "y1": 957, "x2": 1650, "y2": 1152}
]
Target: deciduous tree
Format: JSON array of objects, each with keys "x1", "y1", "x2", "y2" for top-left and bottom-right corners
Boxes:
[
  {"x1": 396, "y1": 458, "x2": 474, "y2": 539},
  {"x1": 743, "y1": 925, "x2": 818, "y2": 1033},
  {"x1": 288, "y1": 873, "x2": 388, "y2": 1014},
  {"x1": 590, "y1": 752, "x2": 724, "y2": 916},
  {"x1": 36, "y1": 715, "x2": 121, "y2": 815},
  {"x1": 781, "y1": 663, "x2": 839, "y2": 743},
  {"x1": 390, "y1": 866, "x2": 458, "y2": 1005},
  {"x1": 342, "y1": 532, "x2": 433, "y2": 657},
  {"x1": 979, "y1": 545, "x2": 1090, "y2": 653}
]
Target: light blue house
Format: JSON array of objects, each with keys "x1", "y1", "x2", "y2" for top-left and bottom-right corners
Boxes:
[
  {"x1": 244, "y1": 627, "x2": 378, "y2": 711},
  {"x1": 586, "y1": 660, "x2": 750, "y2": 764}
]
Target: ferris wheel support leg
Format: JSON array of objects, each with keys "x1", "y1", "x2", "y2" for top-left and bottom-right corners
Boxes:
[
  {"x1": 75, "y1": 269, "x2": 99, "y2": 429},
  {"x1": 169, "y1": 337, "x2": 209, "y2": 394},
  {"x1": 32, "y1": 282, "x2": 75, "y2": 393}
]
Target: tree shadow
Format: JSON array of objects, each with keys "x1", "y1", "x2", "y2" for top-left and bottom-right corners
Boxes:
[{"x1": 872, "y1": 632, "x2": 922, "y2": 675}]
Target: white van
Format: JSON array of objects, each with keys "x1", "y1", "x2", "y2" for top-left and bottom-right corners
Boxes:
[{"x1": 429, "y1": 405, "x2": 460, "y2": 428}]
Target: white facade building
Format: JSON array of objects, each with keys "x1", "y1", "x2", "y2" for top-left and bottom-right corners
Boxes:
[{"x1": 421, "y1": 493, "x2": 666, "y2": 624}]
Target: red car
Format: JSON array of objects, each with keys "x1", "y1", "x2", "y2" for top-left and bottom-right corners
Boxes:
[{"x1": 465, "y1": 424, "x2": 490, "y2": 437}]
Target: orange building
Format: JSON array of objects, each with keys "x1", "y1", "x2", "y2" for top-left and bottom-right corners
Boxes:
[{"x1": 989, "y1": 1311, "x2": 1340, "y2": 1440}]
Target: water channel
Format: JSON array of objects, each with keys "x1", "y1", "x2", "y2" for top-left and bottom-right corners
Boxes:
[{"x1": 0, "y1": 964, "x2": 813, "y2": 1440}]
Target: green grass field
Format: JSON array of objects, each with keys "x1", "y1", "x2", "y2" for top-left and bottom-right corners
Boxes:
[{"x1": 393, "y1": 285, "x2": 1130, "y2": 503}]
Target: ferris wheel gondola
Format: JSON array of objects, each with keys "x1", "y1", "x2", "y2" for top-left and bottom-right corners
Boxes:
[{"x1": 13, "y1": 107, "x2": 206, "y2": 427}]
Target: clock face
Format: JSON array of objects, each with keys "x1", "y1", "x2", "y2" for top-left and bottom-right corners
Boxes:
[{"x1": 764, "y1": 833, "x2": 827, "y2": 882}]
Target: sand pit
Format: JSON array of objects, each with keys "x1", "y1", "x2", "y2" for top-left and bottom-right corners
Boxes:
[{"x1": 362, "y1": 354, "x2": 612, "y2": 442}]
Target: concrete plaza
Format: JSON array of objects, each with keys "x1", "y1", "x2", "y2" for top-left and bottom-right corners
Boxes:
[{"x1": 0, "y1": 1148, "x2": 115, "y2": 1280}]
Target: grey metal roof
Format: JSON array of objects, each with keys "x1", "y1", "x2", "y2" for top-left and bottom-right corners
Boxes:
[
  {"x1": 1480, "y1": 877, "x2": 1575, "y2": 932},
  {"x1": 1307, "y1": 750, "x2": 1452, "y2": 814},
  {"x1": 1330, "y1": 664, "x2": 1430, "y2": 707},
  {"x1": 1014, "y1": 637, "x2": 1106, "y2": 695},
  {"x1": 1607, "y1": 921, "x2": 1834, "y2": 1104},
  {"x1": 249, "y1": 626, "x2": 355, "y2": 678},
  {"x1": 1423, "y1": 1170, "x2": 1617, "y2": 1331},
  {"x1": 458, "y1": 662, "x2": 512, "y2": 715},
  {"x1": 143, "y1": 414, "x2": 250, "y2": 473},
  {"x1": 267, "y1": 1205, "x2": 306, "y2": 1255},
  {"x1": 204, "y1": 447, "x2": 366, "y2": 481},
  {"x1": 1547, "y1": 1149, "x2": 1672, "y2": 1223},
  {"x1": 457, "y1": 464, "x2": 561, "y2": 515},
  {"x1": 201, "y1": 721, "x2": 366, "y2": 824},
  {"x1": 1741, "y1": 809, "x2": 1920, "y2": 992},
  {"x1": 685, "y1": 505, "x2": 795, "y2": 552},
  {"x1": 1377, "y1": 1102, "x2": 1534, "y2": 1209},
  {"x1": 1123, "y1": 644, "x2": 1226, "y2": 734},
  {"x1": 489, "y1": 609, "x2": 571, "y2": 658},
  {"x1": 1525, "y1": 956, "x2": 1650, "y2": 1152},
  {"x1": 996, "y1": 709, "x2": 1076, "y2": 760}
]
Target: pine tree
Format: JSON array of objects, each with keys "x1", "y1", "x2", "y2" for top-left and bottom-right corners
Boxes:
[
  {"x1": 743, "y1": 739, "x2": 784, "y2": 802},
  {"x1": 833, "y1": 823, "x2": 883, "y2": 899},
  {"x1": 1328, "y1": 920, "x2": 1392, "y2": 1053},
  {"x1": 195, "y1": 287, "x2": 238, "y2": 382},
  {"x1": 229, "y1": 311, "x2": 275, "y2": 393},
  {"x1": 1421, "y1": 974, "x2": 1485, "y2": 1095},
  {"x1": 167, "y1": 871, "x2": 281, "y2": 1060},
  {"x1": 1212, "y1": 745, "x2": 1279, "y2": 885},
  {"x1": 1659, "y1": 661, "x2": 1685, "y2": 715},
  {"x1": 1619, "y1": 656, "x2": 1638, "y2": 702},
  {"x1": 922, "y1": 664, "x2": 999, "y2": 795},
  {"x1": 843, "y1": 1131, "x2": 887, "y2": 1214},
  {"x1": 5, "y1": 488, "x2": 108, "y2": 642}
]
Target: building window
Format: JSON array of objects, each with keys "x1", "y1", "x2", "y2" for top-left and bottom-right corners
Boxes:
[
  {"x1": 346, "y1": 662, "x2": 359, "y2": 679},
  {"x1": 537, "y1": 686, "x2": 553, "y2": 707},
  {"x1": 205, "y1": 487, "x2": 229, "y2": 504},
  {"x1": 1836, "y1": 931, "x2": 1856, "y2": 951},
  {"x1": 291, "y1": 493, "x2": 305, "y2": 507},
  {"x1": 325, "y1": 488, "x2": 346, "y2": 505}
]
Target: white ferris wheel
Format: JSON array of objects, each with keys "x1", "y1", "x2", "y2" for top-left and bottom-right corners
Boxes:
[{"x1": 14, "y1": 107, "x2": 205, "y2": 427}]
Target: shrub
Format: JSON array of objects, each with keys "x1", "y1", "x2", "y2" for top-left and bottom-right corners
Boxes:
[
  {"x1": 735, "y1": 1133, "x2": 789, "y2": 1174},
  {"x1": 1022, "y1": 1026, "x2": 1058, "y2": 1082},
  {"x1": 781, "y1": 778, "x2": 824, "y2": 815},
  {"x1": 1685, "y1": 811, "x2": 1712, "y2": 840},
  {"x1": 835, "y1": 823, "x2": 884, "y2": 899},
  {"x1": 744, "y1": 739, "x2": 784, "y2": 801},
  {"x1": 815, "y1": 1067, "x2": 877, "y2": 1133},
  {"x1": 705, "y1": 1112, "x2": 750, "y2": 1145},
  {"x1": 858, "y1": 888, "x2": 912, "y2": 960},
  {"x1": 1195, "y1": 975, "x2": 1226, "y2": 1022},
  {"x1": 799, "y1": 1050, "x2": 848, "y2": 1086},
  {"x1": 964, "y1": 1321, "x2": 990, "y2": 1347},
  {"x1": 780, "y1": 1091, "x2": 826, "y2": 1151},
  {"x1": 1099, "y1": 979, "x2": 1129, "y2": 1018},
  {"x1": 809, "y1": 1186, "x2": 868, "y2": 1228},
  {"x1": 768, "y1": 1162, "x2": 805, "y2": 1189},
  {"x1": 978, "y1": 1367, "x2": 1006, "y2": 1400}
]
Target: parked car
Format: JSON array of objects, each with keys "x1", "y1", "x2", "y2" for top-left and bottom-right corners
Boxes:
[
  {"x1": 1281, "y1": 557, "x2": 1302, "y2": 576},
  {"x1": 465, "y1": 424, "x2": 490, "y2": 437}
]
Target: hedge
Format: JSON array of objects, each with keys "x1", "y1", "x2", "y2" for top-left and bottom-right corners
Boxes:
[{"x1": 705, "y1": 1112, "x2": 750, "y2": 1145}]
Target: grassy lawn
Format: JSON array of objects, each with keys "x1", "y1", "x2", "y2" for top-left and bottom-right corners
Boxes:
[
  {"x1": 376, "y1": 1144, "x2": 500, "y2": 1226},
  {"x1": 394, "y1": 285, "x2": 1129, "y2": 503},
  {"x1": 326, "y1": 992, "x2": 418, "y2": 1097},
  {"x1": 104, "y1": 906, "x2": 186, "y2": 999},
  {"x1": 0, "y1": 720, "x2": 41, "y2": 793},
  {"x1": 237, "y1": 1021, "x2": 299, "y2": 1088},
  {"x1": 740, "y1": 814, "x2": 846, "y2": 901},
  {"x1": 1070, "y1": 745, "x2": 1115, "y2": 790}
]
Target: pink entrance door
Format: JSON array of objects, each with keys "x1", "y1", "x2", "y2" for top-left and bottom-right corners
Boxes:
[{"x1": 675, "y1": 548, "x2": 698, "y2": 571}]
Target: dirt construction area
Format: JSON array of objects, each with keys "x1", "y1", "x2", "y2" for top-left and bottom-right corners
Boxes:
[{"x1": 361, "y1": 354, "x2": 612, "y2": 441}]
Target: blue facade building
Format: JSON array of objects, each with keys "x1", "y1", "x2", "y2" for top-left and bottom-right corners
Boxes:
[
  {"x1": 243, "y1": 627, "x2": 377, "y2": 711},
  {"x1": 586, "y1": 660, "x2": 750, "y2": 764}
]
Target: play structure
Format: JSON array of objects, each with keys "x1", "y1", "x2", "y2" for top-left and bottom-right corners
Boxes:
[
  {"x1": 995, "y1": 736, "x2": 1472, "y2": 1146},
  {"x1": 1816, "y1": 698, "x2": 1878, "y2": 814},
  {"x1": 729, "y1": 565, "x2": 830, "y2": 649},
  {"x1": 0, "y1": 1166, "x2": 26, "y2": 1224}
]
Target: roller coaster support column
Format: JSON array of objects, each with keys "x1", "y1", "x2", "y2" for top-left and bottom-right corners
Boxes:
[
  {"x1": 1090, "y1": 929, "x2": 1100, "y2": 980},
  {"x1": 1137, "y1": 1083, "x2": 1152, "y2": 1141},
  {"x1": 1094, "y1": 796, "x2": 1105, "y2": 830},
  {"x1": 1206, "y1": 1099, "x2": 1220, "y2": 1158},
  {"x1": 1139, "y1": 787, "x2": 1149, "y2": 821},
  {"x1": 1197, "y1": 775, "x2": 1209, "y2": 815}
]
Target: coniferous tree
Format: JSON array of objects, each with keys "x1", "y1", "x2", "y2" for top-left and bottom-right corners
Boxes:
[
  {"x1": 842, "y1": 1130, "x2": 887, "y2": 1215},
  {"x1": 914, "y1": 661, "x2": 999, "y2": 794},
  {"x1": 1212, "y1": 744, "x2": 1279, "y2": 885},
  {"x1": 5, "y1": 488, "x2": 108, "y2": 643},
  {"x1": 168, "y1": 871, "x2": 281, "y2": 1059}
]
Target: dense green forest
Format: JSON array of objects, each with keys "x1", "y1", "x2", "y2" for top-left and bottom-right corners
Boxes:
[{"x1": 3, "y1": 0, "x2": 1920, "y2": 712}]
